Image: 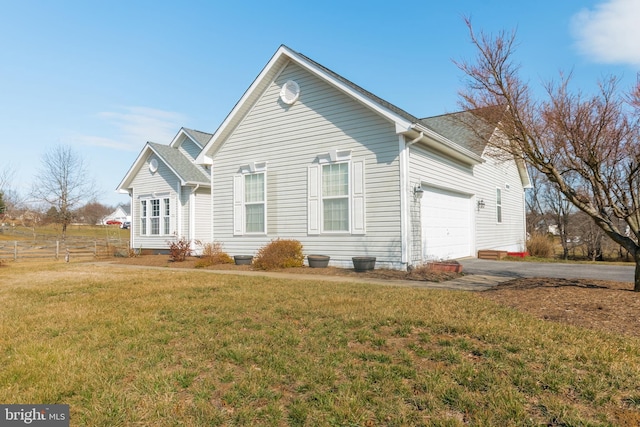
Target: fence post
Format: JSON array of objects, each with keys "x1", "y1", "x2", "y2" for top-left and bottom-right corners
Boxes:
[
  {"x1": 94, "y1": 241, "x2": 97, "y2": 257},
  {"x1": 56, "y1": 241, "x2": 59, "y2": 260},
  {"x1": 14, "y1": 241, "x2": 17, "y2": 261}
]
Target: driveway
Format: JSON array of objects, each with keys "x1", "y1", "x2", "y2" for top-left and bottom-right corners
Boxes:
[{"x1": 459, "y1": 258, "x2": 635, "y2": 283}]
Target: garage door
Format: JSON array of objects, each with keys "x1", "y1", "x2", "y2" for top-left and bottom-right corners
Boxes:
[{"x1": 421, "y1": 187, "x2": 473, "y2": 260}]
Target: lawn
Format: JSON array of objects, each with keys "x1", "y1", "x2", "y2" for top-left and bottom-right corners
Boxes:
[{"x1": 1, "y1": 261, "x2": 639, "y2": 426}]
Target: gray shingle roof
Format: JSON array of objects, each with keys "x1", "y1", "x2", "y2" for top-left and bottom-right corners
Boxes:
[
  {"x1": 420, "y1": 110, "x2": 498, "y2": 156},
  {"x1": 293, "y1": 47, "x2": 494, "y2": 155},
  {"x1": 182, "y1": 128, "x2": 213, "y2": 147},
  {"x1": 148, "y1": 142, "x2": 210, "y2": 184},
  {"x1": 295, "y1": 49, "x2": 422, "y2": 124}
]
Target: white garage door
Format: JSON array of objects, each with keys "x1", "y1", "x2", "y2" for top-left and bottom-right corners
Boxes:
[{"x1": 421, "y1": 187, "x2": 473, "y2": 260}]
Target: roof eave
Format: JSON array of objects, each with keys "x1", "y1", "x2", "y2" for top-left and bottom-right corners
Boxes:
[{"x1": 408, "y1": 124, "x2": 485, "y2": 165}]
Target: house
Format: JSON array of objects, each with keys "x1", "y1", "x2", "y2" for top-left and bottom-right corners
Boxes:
[
  {"x1": 101, "y1": 205, "x2": 131, "y2": 225},
  {"x1": 116, "y1": 127, "x2": 212, "y2": 247},
  {"x1": 117, "y1": 45, "x2": 530, "y2": 268}
]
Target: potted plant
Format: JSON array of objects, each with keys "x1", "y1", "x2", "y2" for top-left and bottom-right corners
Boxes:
[
  {"x1": 234, "y1": 255, "x2": 253, "y2": 265},
  {"x1": 307, "y1": 254, "x2": 330, "y2": 268},
  {"x1": 352, "y1": 256, "x2": 376, "y2": 272}
]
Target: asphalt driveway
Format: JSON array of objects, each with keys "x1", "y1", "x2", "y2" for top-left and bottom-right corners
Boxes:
[{"x1": 459, "y1": 258, "x2": 635, "y2": 283}]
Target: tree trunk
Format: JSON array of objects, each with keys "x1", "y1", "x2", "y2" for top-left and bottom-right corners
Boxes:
[{"x1": 635, "y1": 253, "x2": 640, "y2": 292}]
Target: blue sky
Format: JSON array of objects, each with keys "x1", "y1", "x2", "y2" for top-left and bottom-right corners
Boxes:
[{"x1": 1, "y1": 0, "x2": 639, "y2": 207}]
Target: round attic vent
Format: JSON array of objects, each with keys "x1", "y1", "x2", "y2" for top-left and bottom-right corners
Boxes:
[
  {"x1": 280, "y1": 80, "x2": 300, "y2": 105},
  {"x1": 149, "y1": 158, "x2": 158, "y2": 173}
]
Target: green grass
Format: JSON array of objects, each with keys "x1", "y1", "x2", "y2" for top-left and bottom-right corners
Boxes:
[
  {"x1": 1, "y1": 262, "x2": 640, "y2": 426},
  {"x1": 0, "y1": 224, "x2": 129, "y2": 242}
]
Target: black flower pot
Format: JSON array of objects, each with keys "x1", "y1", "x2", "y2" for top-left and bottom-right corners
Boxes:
[
  {"x1": 352, "y1": 256, "x2": 376, "y2": 272},
  {"x1": 234, "y1": 255, "x2": 253, "y2": 265},
  {"x1": 307, "y1": 255, "x2": 330, "y2": 268}
]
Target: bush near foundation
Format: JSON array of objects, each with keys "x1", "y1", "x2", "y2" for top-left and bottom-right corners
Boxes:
[
  {"x1": 527, "y1": 233, "x2": 554, "y2": 258},
  {"x1": 195, "y1": 241, "x2": 234, "y2": 268},
  {"x1": 168, "y1": 237, "x2": 191, "y2": 262},
  {"x1": 253, "y1": 238, "x2": 304, "y2": 270}
]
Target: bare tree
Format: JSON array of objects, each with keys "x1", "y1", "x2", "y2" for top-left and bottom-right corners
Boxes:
[
  {"x1": 542, "y1": 180, "x2": 575, "y2": 260},
  {"x1": 0, "y1": 164, "x2": 15, "y2": 217},
  {"x1": 32, "y1": 145, "x2": 98, "y2": 239},
  {"x1": 456, "y1": 19, "x2": 640, "y2": 291},
  {"x1": 76, "y1": 201, "x2": 112, "y2": 225}
]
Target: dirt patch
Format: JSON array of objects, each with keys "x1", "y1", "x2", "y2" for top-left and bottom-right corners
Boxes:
[
  {"x1": 113, "y1": 255, "x2": 640, "y2": 339},
  {"x1": 480, "y1": 277, "x2": 640, "y2": 338},
  {"x1": 111, "y1": 255, "x2": 461, "y2": 282}
]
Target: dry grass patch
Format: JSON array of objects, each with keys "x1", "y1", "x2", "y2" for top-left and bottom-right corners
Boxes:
[{"x1": 1, "y1": 262, "x2": 639, "y2": 426}]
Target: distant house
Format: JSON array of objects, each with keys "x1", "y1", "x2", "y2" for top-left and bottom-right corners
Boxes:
[
  {"x1": 117, "y1": 45, "x2": 530, "y2": 268},
  {"x1": 101, "y1": 205, "x2": 131, "y2": 225}
]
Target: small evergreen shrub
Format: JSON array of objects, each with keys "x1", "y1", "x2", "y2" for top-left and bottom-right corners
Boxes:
[
  {"x1": 168, "y1": 237, "x2": 191, "y2": 262},
  {"x1": 527, "y1": 233, "x2": 554, "y2": 258},
  {"x1": 195, "y1": 241, "x2": 234, "y2": 268},
  {"x1": 253, "y1": 238, "x2": 304, "y2": 270}
]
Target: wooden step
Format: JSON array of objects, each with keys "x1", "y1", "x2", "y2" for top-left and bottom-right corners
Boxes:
[{"x1": 477, "y1": 250, "x2": 508, "y2": 260}]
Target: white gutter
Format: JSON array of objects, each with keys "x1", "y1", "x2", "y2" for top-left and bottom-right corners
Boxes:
[
  {"x1": 408, "y1": 132, "x2": 424, "y2": 146},
  {"x1": 409, "y1": 123, "x2": 484, "y2": 165}
]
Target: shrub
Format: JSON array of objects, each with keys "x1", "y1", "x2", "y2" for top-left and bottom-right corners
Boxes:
[
  {"x1": 195, "y1": 241, "x2": 234, "y2": 268},
  {"x1": 527, "y1": 233, "x2": 554, "y2": 258},
  {"x1": 168, "y1": 237, "x2": 191, "y2": 262},
  {"x1": 253, "y1": 238, "x2": 304, "y2": 270}
]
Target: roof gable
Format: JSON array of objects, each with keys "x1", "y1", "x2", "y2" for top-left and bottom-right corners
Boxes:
[
  {"x1": 116, "y1": 142, "x2": 210, "y2": 193},
  {"x1": 170, "y1": 127, "x2": 213, "y2": 149},
  {"x1": 196, "y1": 45, "x2": 419, "y2": 164}
]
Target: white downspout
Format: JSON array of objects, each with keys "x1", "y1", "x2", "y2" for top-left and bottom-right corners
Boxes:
[
  {"x1": 408, "y1": 132, "x2": 424, "y2": 146},
  {"x1": 210, "y1": 165, "x2": 214, "y2": 242},
  {"x1": 177, "y1": 182, "x2": 182, "y2": 238},
  {"x1": 190, "y1": 184, "x2": 200, "y2": 243},
  {"x1": 399, "y1": 134, "x2": 411, "y2": 267}
]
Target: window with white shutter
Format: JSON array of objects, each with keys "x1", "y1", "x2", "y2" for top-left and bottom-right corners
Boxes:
[{"x1": 308, "y1": 155, "x2": 365, "y2": 235}]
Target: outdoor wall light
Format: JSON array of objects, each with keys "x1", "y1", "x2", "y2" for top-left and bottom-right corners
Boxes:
[
  {"x1": 413, "y1": 185, "x2": 424, "y2": 198},
  {"x1": 477, "y1": 199, "x2": 486, "y2": 210}
]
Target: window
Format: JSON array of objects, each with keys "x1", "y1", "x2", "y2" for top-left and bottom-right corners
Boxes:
[
  {"x1": 244, "y1": 173, "x2": 265, "y2": 233},
  {"x1": 150, "y1": 199, "x2": 160, "y2": 235},
  {"x1": 308, "y1": 157, "x2": 365, "y2": 235},
  {"x1": 233, "y1": 168, "x2": 267, "y2": 235},
  {"x1": 496, "y1": 188, "x2": 502, "y2": 223},
  {"x1": 140, "y1": 197, "x2": 172, "y2": 236},
  {"x1": 322, "y1": 162, "x2": 349, "y2": 231},
  {"x1": 163, "y1": 198, "x2": 170, "y2": 234},
  {"x1": 140, "y1": 200, "x2": 147, "y2": 235}
]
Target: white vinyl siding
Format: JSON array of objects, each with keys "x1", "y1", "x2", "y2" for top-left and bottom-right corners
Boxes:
[{"x1": 210, "y1": 62, "x2": 400, "y2": 266}]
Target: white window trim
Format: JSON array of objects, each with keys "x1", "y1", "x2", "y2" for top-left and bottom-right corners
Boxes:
[
  {"x1": 496, "y1": 187, "x2": 503, "y2": 224},
  {"x1": 233, "y1": 163, "x2": 267, "y2": 236},
  {"x1": 308, "y1": 153, "x2": 365, "y2": 236},
  {"x1": 139, "y1": 194, "x2": 174, "y2": 236},
  {"x1": 322, "y1": 161, "x2": 351, "y2": 234}
]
